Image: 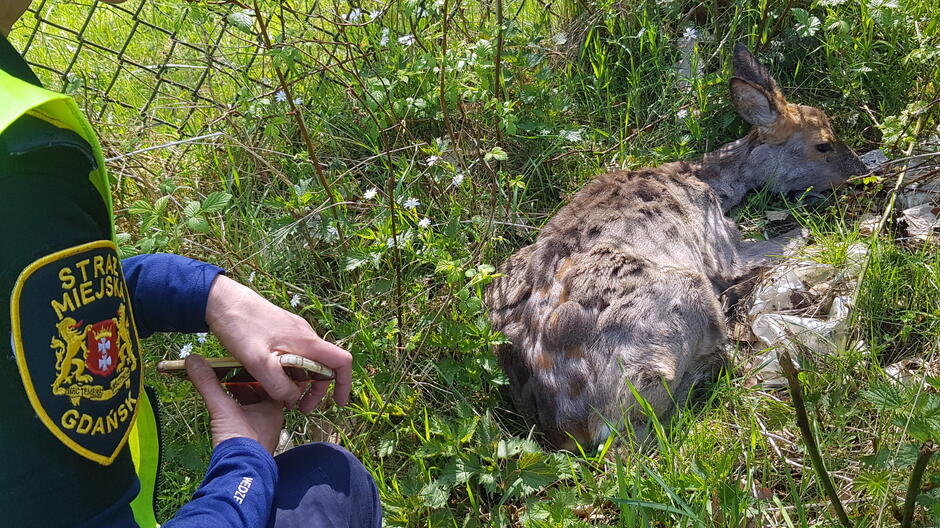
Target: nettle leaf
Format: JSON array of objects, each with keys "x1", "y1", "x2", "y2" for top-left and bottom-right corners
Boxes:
[
  {"x1": 926, "y1": 376, "x2": 940, "y2": 390},
  {"x1": 227, "y1": 11, "x2": 255, "y2": 35},
  {"x1": 129, "y1": 200, "x2": 154, "y2": 215},
  {"x1": 186, "y1": 215, "x2": 211, "y2": 233},
  {"x1": 791, "y1": 8, "x2": 821, "y2": 37},
  {"x1": 414, "y1": 439, "x2": 450, "y2": 458},
  {"x1": 139, "y1": 236, "x2": 156, "y2": 254},
  {"x1": 896, "y1": 443, "x2": 923, "y2": 469},
  {"x1": 484, "y1": 146, "x2": 508, "y2": 162},
  {"x1": 923, "y1": 393, "x2": 940, "y2": 416},
  {"x1": 172, "y1": 443, "x2": 206, "y2": 471},
  {"x1": 201, "y1": 191, "x2": 232, "y2": 213},
  {"x1": 436, "y1": 357, "x2": 459, "y2": 385},
  {"x1": 861, "y1": 383, "x2": 904, "y2": 411},
  {"x1": 477, "y1": 472, "x2": 499, "y2": 494},
  {"x1": 861, "y1": 447, "x2": 891, "y2": 468},
  {"x1": 420, "y1": 479, "x2": 449, "y2": 509},
  {"x1": 400, "y1": 468, "x2": 424, "y2": 497},
  {"x1": 512, "y1": 452, "x2": 556, "y2": 498},
  {"x1": 440, "y1": 457, "x2": 480, "y2": 487},
  {"x1": 183, "y1": 200, "x2": 201, "y2": 218},
  {"x1": 344, "y1": 249, "x2": 380, "y2": 271},
  {"x1": 377, "y1": 436, "x2": 398, "y2": 458},
  {"x1": 154, "y1": 195, "x2": 170, "y2": 214},
  {"x1": 507, "y1": 437, "x2": 541, "y2": 455},
  {"x1": 457, "y1": 416, "x2": 480, "y2": 444},
  {"x1": 894, "y1": 415, "x2": 933, "y2": 443}
]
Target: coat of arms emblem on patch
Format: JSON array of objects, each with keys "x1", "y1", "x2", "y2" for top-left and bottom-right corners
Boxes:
[{"x1": 11, "y1": 240, "x2": 142, "y2": 465}]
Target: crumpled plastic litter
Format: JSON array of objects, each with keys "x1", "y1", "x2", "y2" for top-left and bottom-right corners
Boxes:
[
  {"x1": 858, "y1": 213, "x2": 881, "y2": 236},
  {"x1": 884, "y1": 357, "x2": 926, "y2": 384},
  {"x1": 746, "y1": 244, "x2": 869, "y2": 387},
  {"x1": 859, "y1": 149, "x2": 889, "y2": 169},
  {"x1": 901, "y1": 203, "x2": 940, "y2": 243},
  {"x1": 898, "y1": 157, "x2": 940, "y2": 210}
]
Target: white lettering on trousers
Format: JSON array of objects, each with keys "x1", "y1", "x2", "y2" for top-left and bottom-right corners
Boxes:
[{"x1": 233, "y1": 477, "x2": 254, "y2": 505}]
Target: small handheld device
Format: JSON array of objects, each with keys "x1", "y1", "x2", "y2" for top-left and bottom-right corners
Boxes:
[{"x1": 157, "y1": 354, "x2": 335, "y2": 404}]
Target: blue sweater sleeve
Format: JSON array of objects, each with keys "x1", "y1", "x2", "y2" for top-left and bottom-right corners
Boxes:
[
  {"x1": 162, "y1": 438, "x2": 278, "y2": 528},
  {"x1": 121, "y1": 254, "x2": 223, "y2": 338}
]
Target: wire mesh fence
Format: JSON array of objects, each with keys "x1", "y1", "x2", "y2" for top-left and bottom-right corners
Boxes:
[{"x1": 10, "y1": 0, "x2": 273, "y2": 139}]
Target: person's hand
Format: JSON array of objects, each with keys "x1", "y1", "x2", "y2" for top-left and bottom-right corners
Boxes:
[
  {"x1": 205, "y1": 274, "x2": 352, "y2": 413},
  {"x1": 186, "y1": 354, "x2": 284, "y2": 453}
]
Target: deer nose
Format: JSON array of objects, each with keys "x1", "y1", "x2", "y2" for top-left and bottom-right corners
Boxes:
[{"x1": 841, "y1": 144, "x2": 868, "y2": 176}]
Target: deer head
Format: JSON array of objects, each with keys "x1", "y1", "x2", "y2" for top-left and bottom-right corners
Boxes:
[{"x1": 727, "y1": 44, "x2": 866, "y2": 196}]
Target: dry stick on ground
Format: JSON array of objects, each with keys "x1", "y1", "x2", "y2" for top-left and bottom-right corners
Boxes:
[
  {"x1": 777, "y1": 350, "x2": 853, "y2": 528},
  {"x1": 902, "y1": 442, "x2": 938, "y2": 528}
]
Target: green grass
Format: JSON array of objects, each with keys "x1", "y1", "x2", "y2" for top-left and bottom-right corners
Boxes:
[{"x1": 11, "y1": 0, "x2": 940, "y2": 525}]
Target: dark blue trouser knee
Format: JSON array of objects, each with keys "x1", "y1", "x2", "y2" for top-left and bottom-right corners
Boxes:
[{"x1": 267, "y1": 442, "x2": 382, "y2": 528}]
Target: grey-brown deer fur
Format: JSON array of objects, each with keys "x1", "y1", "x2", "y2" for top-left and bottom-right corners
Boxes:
[{"x1": 485, "y1": 44, "x2": 866, "y2": 451}]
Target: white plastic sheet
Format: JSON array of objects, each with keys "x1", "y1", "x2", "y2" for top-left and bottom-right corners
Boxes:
[{"x1": 746, "y1": 244, "x2": 869, "y2": 386}]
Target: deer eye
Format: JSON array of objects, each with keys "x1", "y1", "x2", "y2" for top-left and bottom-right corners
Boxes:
[{"x1": 815, "y1": 143, "x2": 833, "y2": 153}]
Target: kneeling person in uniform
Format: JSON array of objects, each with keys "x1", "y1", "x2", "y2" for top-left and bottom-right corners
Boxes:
[{"x1": 0, "y1": 2, "x2": 382, "y2": 527}]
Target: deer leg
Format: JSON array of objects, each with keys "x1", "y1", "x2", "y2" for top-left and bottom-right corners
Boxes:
[{"x1": 737, "y1": 227, "x2": 807, "y2": 270}]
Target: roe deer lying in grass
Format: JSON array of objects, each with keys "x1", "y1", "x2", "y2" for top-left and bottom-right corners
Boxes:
[{"x1": 485, "y1": 44, "x2": 866, "y2": 451}]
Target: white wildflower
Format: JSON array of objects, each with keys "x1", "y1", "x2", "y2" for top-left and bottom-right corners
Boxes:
[
  {"x1": 452, "y1": 172, "x2": 465, "y2": 186},
  {"x1": 426, "y1": 155, "x2": 441, "y2": 166},
  {"x1": 248, "y1": 270, "x2": 256, "y2": 283},
  {"x1": 290, "y1": 293, "x2": 302, "y2": 308},
  {"x1": 682, "y1": 26, "x2": 698, "y2": 41},
  {"x1": 346, "y1": 8, "x2": 362, "y2": 22},
  {"x1": 363, "y1": 187, "x2": 378, "y2": 200},
  {"x1": 540, "y1": 128, "x2": 551, "y2": 136},
  {"x1": 275, "y1": 90, "x2": 287, "y2": 102},
  {"x1": 676, "y1": 108, "x2": 689, "y2": 119},
  {"x1": 293, "y1": 97, "x2": 303, "y2": 105},
  {"x1": 196, "y1": 332, "x2": 208, "y2": 344},
  {"x1": 418, "y1": 217, "x2": 431, "y2": 228},
  {"x1": 398, "y1": 34, "x2": 416, "y2": 46},
  {"x1": 179, "y1": 343, "x2": 193, "y2": 358},
  {"x1": 369, "y1": 9, "x2": 382, "y2": 19},
  {"x1": 403, "y1": 197, "x2": 420, "y2": 209},
  {"x1": 386, "y1": 236, "x2": 398, "y2": 248},
  {"x1": 379, "y1": 28, "x2": 389, "y2": 46},
  {"x1": 326, "y1": 225, "x2": 339, "y2": 239},
  {"x1": 560, "y1": 129, "x2": 583, "y2": 142}
]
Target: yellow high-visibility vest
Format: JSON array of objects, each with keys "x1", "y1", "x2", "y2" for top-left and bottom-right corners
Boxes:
[{"x1": 1, "y1": 66, "x2": 161, "y2": 528}]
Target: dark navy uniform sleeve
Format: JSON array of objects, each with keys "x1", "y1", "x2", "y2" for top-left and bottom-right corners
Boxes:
[
  {"x1": 162, "y1": 438, "x2": 278, "y2": 528},
  {"x1": 121, "y1": 254, "x2": 223, "y2": 338}
]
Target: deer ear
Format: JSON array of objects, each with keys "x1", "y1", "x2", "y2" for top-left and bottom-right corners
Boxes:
[
  {"x1": 732, "y1": 43, "x2": 781, "y2": 95},
  {"x1": 730, "y1": 77, "x2": 778, "y2": 127}
]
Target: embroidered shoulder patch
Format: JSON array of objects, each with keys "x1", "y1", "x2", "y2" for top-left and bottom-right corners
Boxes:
[{"x1": 10, "y1": 240, "x2": 142, "y2": 465}]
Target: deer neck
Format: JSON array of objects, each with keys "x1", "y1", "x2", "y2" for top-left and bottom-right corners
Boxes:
[{"x1": 691, "y1": 133, "x2": 771, "y2": 212}]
